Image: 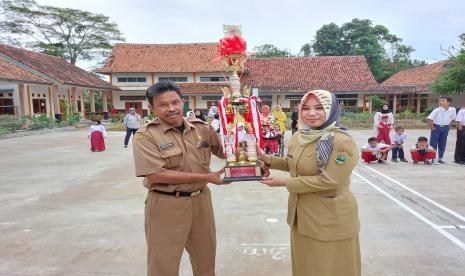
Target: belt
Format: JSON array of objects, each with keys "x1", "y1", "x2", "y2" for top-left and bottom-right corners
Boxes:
[
  {"x1": 152, "y1": 189, "x2": 203, "y2": 197},
  {"x1": 434, "y1": 124, "x2": 449, "y2": 128}
]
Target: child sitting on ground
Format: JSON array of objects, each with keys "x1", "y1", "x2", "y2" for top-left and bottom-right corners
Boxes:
[
  {"x1": 361, "y1": 137, "x2": 392, "y2": 164},
  {"x1": 411, "y1": 136, "x2": 436, "y2": 165},
  {"x1": 391, "y1": 126, "x2": 408, "y2": 162},
  {"x1": 377, "y1": 114, "x2": 392, "y2": 145}
]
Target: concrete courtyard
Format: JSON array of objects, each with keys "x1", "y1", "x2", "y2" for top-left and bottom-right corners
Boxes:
[{"x1": 1, "y1": 128, "x2": 465, "y2": 275}]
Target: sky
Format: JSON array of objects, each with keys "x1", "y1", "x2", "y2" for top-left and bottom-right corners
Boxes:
[{"x1": 36, "y1": 0, "x2": 465, "y2": 70}]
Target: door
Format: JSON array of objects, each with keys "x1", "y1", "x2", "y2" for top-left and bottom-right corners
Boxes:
[{"x1": 125, "y1": 102, "x2": 142, "y2": 116}]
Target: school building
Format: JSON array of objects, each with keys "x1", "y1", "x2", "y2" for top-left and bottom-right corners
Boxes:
[
  {"x1": 381, "y1": 61, "x2": 464, "y2": 114},
  {"x1": 0, "y1": 44, "x2": 118, "y2": 120},
  {"x1": 96, "y1": 43, "x2": 381, "y2": 114}
]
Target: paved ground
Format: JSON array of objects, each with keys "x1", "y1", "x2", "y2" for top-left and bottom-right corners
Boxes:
[{"x1": 0, "y1": 128, "x2": 465, "y2": 276}]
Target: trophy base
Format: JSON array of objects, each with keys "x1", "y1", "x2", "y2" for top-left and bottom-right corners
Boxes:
[{"x1": 223, "y1": 164, "x2": 262, "y2": 182}]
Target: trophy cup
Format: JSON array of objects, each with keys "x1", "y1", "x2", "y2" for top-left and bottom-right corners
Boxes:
[{"x1": 217, "y1": 25, "x2": 263, "y2": 182}]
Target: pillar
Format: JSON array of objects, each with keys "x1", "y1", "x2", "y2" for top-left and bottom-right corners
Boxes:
[
  {"x1": 102, "y1": 90, "x2": 109, "y2": 119},
  {"x1": 89, "y1": 89, "x2": 96, "y2": 113},
  {"x1": 109, "y1": 74, "x2": 114, "y2": 108},
  {"x1": 151, "y1": 73, "x2": 155, "y2": 84},
  {"x1": 393, "y1": 94, "x2": 397, "y2": 115},
  {"x1": 48, "y1": 86, "x2": 53, "y2": 118},
  {"x1": 416, "y1": 94, "x2": 421, "y2": 115},
  {"x1": 18, "y1": 82, "x2": 25, "y2": 116},
  {"x1": 277, "y1": 95, "x2": 281, "y2": 106},
  {"x1": 80, "y1": 91, "x2": 85, "y2": 116},
  {"x1": 369, "y1": 98, "x2": 373, "y2": 114},
  {"x1": 362, "y1": 95, "x2": 367, "y2": 112},
  {"x1": 71, "y1": 86, "x2": 78, "y2": 113},
  {"x1": 52, "y1": 85, "x2": 61, "y2": 121},
  {"x1": 26, "y1": 84, "x2": 32, "y2": 117}
]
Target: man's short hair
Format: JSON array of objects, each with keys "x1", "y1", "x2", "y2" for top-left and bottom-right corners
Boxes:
[
  {"x1": 368, "y1": 137, "x2": 377, "y2": 143},
  {"x1": 395, "y1": 126, "x2": 404, "y2": 131},
  {"x1": 418, "y1": 136, "x2": 428, "y2": 142},
  {"x1": 439, "y1": 96, "x2": 452, "y2": 102},
  {"x1": 146, "y1": 80, "x2": 181, "y2": 104}
]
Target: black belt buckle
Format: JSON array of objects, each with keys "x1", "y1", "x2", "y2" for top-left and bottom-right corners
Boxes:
[{"x1": 153, "y1": 189, "x2": 203, "y2": 197}]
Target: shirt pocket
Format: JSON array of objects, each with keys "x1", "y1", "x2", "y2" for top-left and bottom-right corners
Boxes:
[
  {"x1": 160, "y1": 147, "x2": 182, "y2": 169},
  {"x1": 199, "y1": 144, "x2": 211, "y2": 165}
]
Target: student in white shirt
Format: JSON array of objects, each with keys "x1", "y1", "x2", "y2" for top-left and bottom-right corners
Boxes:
[
  {"x1": 88, "y1": 118, "x2": 107, "y2": 152},
  {"x1": 391, "y1": 126, "x2": 408, "y2": 162},
  {"x1": 123, "y1": 107, "x2": 141, "y2": 148},
  {"x1": 361, "y1": 137, "x2": 392, "y2": 164},
  {"x1": 427, "y1": 96, "x2": 456, "y2": 163},
  {"x1": 455, "y1": 107, "x2": 465, "y2": 164},
  {"x1": 411, "y1": 136, "x2": 436, "y2": 165}
]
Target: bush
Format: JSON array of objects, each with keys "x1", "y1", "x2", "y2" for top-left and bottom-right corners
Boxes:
[
  {"x1": 67, "y1": 112, "x2": 81, "y2": 125},
  {"x1": 0, "y1": 115, "x2": 26, "y2": 132},
  {"x1": 30, "y1": 113, "x2": 51, "y2": 130}
]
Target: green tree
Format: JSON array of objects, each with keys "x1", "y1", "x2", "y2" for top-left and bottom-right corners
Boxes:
[
  {"x1": 431, "y1": 53, "x2": 465, "y2": 95},
  {"x1": 299, "y1": 43, "x2": 312, "y2": 57},
  {"x1": 309, "y1": 18, "x2": 422, "y2": 82},
  {"x1": 312, "y1": 23, "x2": 349, "y2": 56},
  {"x1": 252, "y1": 44, "x2": 292, "y2": 58},
  {"x1": 0, "y1": 0, "x2": 125, "y2": 65},
  {"x1": 431, "y1": 34, "x2": 465, "y2": 98}
]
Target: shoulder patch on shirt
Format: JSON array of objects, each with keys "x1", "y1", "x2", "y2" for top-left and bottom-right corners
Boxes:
[
  {"x1": 335, "y1": 154, "x2": 348, "y2": 166},
  {"x1": 135, "y1": 132, "x2": 148, "y2": 140}
]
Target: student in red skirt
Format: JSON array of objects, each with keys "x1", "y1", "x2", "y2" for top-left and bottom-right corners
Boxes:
[
  {"x1": 88, "y1": 119, "x2": 107, "y2": 152},
  {"x1": 361, "y1": 137, "x2": 392, "y2": 164},
  {"x1": 377, "y1": 114, "x2": 392, "y2": 145},
  {"x1": 410, "y1": 136, "x2": 436, "y2": 165}
]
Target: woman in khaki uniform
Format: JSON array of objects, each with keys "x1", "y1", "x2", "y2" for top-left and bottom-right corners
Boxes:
[{"x1": 260, "y1": 90, "x2": 361, "y2": 276}]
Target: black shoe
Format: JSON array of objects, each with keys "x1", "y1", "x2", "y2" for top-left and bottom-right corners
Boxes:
[
  {"x1": 400, "y1": 158, "x2": 408, "y2": 163},
  {"x1": 391, "y1": 158, "x2": 398, "y2": 162},
  {"x1": 424, "y1": 160, "x2": 432, "y2": 165},
  {"x1": 124, "y1": 145, "x2": 128, "y2": 148},
  {"x1": 438, "y1": 159, "x2": 446, "y2": 164},
  {"x1": 455, "y1": 161, "x2": 465, "y2": 165},
  {"x1": 413, "y1": 161, "x2": 418, "y2": 164},
  {"x1": 378, "y1": 160, "x2": 385, "y2": 164}
]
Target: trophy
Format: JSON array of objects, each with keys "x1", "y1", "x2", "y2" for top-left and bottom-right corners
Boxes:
[{"x1": 217, "y1": 25, "x2": 263, "y2": 181}]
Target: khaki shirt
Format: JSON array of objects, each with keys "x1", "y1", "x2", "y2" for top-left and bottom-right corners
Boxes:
[
  {"x1": 271, "y1": 132, "x2": 360, "y2": 241},
  {"x1": 132, "y1": 117, "x2": 225, "y2": 192}
]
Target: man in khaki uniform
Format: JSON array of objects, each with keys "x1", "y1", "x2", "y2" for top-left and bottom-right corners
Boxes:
[{"x1": 132, "y1": 81, "x2": 226, "y2": 276}]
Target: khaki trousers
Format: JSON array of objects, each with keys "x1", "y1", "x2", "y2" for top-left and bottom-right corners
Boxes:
[{"x1": 145, "y1": 187, "x2": 216, "y2": 276}]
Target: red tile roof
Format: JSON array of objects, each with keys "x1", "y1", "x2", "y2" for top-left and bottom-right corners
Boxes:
[
  {"x1": 96, "y1": 43, "x2": 225, "y2": 74},
  {"x1": 382, "y1": 62, "x2": 446, "y2": 86},
  {"x1": 243, "y1": 56, "x2": 379, "y2": 93},
  {"x1": 0, "y1": 59, "x2": 51, "y2": 84},
  {"x1": 0, "y1": 43, "x2": 117, "y2": 90},
  {"x1": 178, "y1": 83, "x2": 224, "y2": 94}
]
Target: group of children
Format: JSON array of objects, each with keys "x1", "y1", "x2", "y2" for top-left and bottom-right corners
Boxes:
[{"x1": 362, "y1": 114, "x2": 436, "y2": 165}]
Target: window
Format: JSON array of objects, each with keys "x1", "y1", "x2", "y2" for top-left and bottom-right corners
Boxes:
[
  {"x1": 0, "y1": 98, "x2": 15, "y2": 115},
  {"x1": 120, "y1": 96, "x2": 147, "y2": 101},
  {"x1": 200, "y1": 76, "x2": 229, "y2": 82},
  {"x1": 117, "y1": 77, "x2": 147, "y2": 83},
  {"x1": 201, "y1": 96, "x2": 221, "y2": 101},
  {"x1": 33, "y1": 99, "x2": 47, "y2": 114},
  {"x1": 158, "y1": 76, "x2": 188, "y2": 82}
]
